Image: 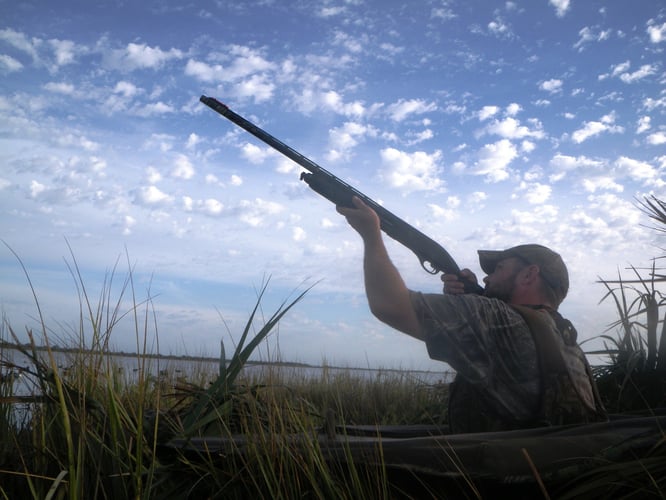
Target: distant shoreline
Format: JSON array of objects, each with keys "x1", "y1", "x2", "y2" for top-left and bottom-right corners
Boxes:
[{"x1": 0, "y1": 342, "x2": 449, "y2": 378}]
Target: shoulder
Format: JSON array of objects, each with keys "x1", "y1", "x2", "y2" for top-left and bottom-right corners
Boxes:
[{"x1": 409, "y1": 290, "x2": 522, "y2": 324}]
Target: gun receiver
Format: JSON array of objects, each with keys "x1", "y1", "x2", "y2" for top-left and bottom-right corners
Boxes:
[{"x1": 200, "y1": 95, "x2": 483, "y2": 294}]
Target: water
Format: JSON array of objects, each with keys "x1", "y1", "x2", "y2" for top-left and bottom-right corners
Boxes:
[{"x1": 1, "y1": 347, "x2": 454, "y2": 398}]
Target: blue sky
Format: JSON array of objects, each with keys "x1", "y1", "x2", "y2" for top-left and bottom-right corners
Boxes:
[{"x1": 1, "y1": 0, "x2": 664, "y2": 370}]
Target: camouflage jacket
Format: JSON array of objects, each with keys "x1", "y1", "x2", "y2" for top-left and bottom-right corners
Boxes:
[{"x1": 409, "y1": 292, "x2": 604, "y2": 433}]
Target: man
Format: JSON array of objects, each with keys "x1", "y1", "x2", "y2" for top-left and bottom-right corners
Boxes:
[{"x1": 337, "y1": 196, "x2": 605, "y2": 433}]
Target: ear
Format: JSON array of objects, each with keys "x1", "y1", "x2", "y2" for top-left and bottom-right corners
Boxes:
[{"x1": 521, "y1": 264, "x2": 541, "y2": 285}]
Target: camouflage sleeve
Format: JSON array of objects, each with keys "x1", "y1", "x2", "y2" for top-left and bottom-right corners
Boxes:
[{"x1": 409, "y1": 291, "x2": 540, "y2": 420}]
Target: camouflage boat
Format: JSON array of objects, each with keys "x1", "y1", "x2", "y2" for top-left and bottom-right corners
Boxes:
[{"x1": 166, "y1": 412, "x2": 666, "y2": 498}]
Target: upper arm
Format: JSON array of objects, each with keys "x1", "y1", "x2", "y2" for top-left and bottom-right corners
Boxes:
[{"x1": 369, "y1": 292, "x2": 424, "y2": 340}]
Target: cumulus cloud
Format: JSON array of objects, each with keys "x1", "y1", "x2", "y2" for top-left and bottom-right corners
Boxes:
[
  {"x1": 539, "y1": 79, "x2": 563, "y2": 94},
  {"x1": 136, "y1": 185, "x2": 173, "y2": 205},
  {"x1": 581, "y1": 176, "x2": 623, "y2": 193},
  {"x1": 49, "y1": 39, "x2": 79, "y2": 67},
  {"x1": 465, "y1": 139, "x2": 518, "y2": 183},
  {"x1": 615, "y1": 156, "x2": 664, "y2": 186},
  {"x1": 0, "y1": 54, "x2": 23, "y2": 72},
  {"x1": 549, "y1": 0, "x2": 570, "y2": 17},
  {"x1": 571, "y1": 112, "x2": 624, "y2": 143},
  {"x1": 647, "y1": 20, "x2": 666, "y2": 43},
  {"x1": 517, "y1": 182, "x2": 552, "y2": 204},
  {"x1": 483, "y1": 116, "x2": 545, "y2": 140},
  {"x1": 379, "y1": 148, "x2": 443, "y2": 192},
  {"x1": 427, "y1": 198, "x2": 459, "y2": 221},
  {"x1": 327, "y1": 121, "x2": 377, "y2": 161},
  {"x1": 133, "y1": 101, "x2": 175, "y2": 116},
  {"x1": 386, "y1": 98, "x2": 437, "y2": 122},
  {"x1": 478, "y1": 105, "x2": 500, "y2": 121},
  {"x1": 240, "y1": 143, "x2": 270, "y2": 164},
  {"x1": 0, "y1": 28, "x2": 40, "y2": 62},
  {"x1": 185, "y1": 45, "x2": 274, "y2": 82},
  {"x1": 237, "y1": 198, "x2": 284, "y2": 226},
  {"x1": 43, "y1": 81, "x2": 76, "y2": 95},
  {"x1": 646, "y1": 131, "x2": 666, "y2": 145},
  {"x1": 172, "y1": 154, "x2": 195, "y2": 179},
  {"x1": 106, "y1": 42, "x2": 183, "y2": 71},
  {"x1": 574, "y1": 26, "x2": 612, "y2": 51},
  {"x1": 604, "y1": 60, "x2": 657, "y2": 83},
  {"x1": 636, "y1": 116, "x2": 651, "y2": 134},
  {"x1": 550, "y1": 154, "x2": 605, "y2": 175}
]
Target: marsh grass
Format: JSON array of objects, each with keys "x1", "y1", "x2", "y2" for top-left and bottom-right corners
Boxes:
[
  {"x1": 0, "y1": 250, "x2": 447, "y2": 499},
  {"x1": 589, "y1": 196, "x2": 666, "y2": 414}
]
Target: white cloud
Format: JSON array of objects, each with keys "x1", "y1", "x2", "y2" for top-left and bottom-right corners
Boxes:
[
  {"x1": 427, "y1": 201, "x2": 458, "y2": 221},
  {"x1": 483, "y1": 117, "x2": 545, "y2": 140},
  {"x1": 644, "y1": 96, "x2": 666, "y2": 111},
  {"x1": 327, "y1": 121, "x2": 376, "y2": 161},
  {"x1": 431, "y1": 7, "x2": 456, "y2": 21},
  {"x1": 636, "y1": 116, "x2": 651, "y2": 134},
  {"x1": 574, "y1": 26, "x2": 612, "y2": 51},
  {"x1": 571, "y1": 112, "x2": 624, "y2": 144},
  {"x1": 172, "y1": 154, "x2": 195, "y2": 179},
  {"x1": 506, "y1": 103, "x2": 522, "y2": 116},
  {"x1": 549, "y1": 0, "x2": 570, "y2": 17},
  {"x1": 43, "y1": 81, "x2": 76, "y2": 95},
  {"x1": 472, "y1": 139, "x2": 517, "y2": 182},
  {"x1": 146, "y1": 167, "x2": 162, "y2": 183},
  {"x1": 539, "y1": 79, "x2": 563, "y2": 94},
  {"x1": 0, "y1": 54, "x2": 23, "y2": 72},
  {"x1": 488, "y1": 18, "x2": 512, "y2": 38},
  {"x1": 647, "y1": 21, "x2": 666, "y2": 43},
  {"x1": 133, "y1": 101, "x2": 175, "y2": 116},
  {"x1": 233, "y1": 73, "x2": 275, "y2": 103},
  {"x1": 386, "y1": 99, "x2": 437, "y2": 122},
  {"x1": 114, "y1": 81, "x2": 139, "y2": 98},
  {"x1": 646, "y1": 131, "x2": 666, "y2": 145},
  {"x1": 608, "y1": 61, "x2": 657, "y2": 83},
  {"x1": 517, "y1": 182, "x2": 552, "y2": 204},
  {"x1": 137, "y1": 185, "x2": 173, "y2": 205},
  {"x1": 49, "y1": 39, "x2": 79, "y2": 67},
  {"x1": 125, "y1": 43, "x2": 182, "y2": 69},
  {"x1": 292, "y1": 226, "x2": 306, "y2": 241},
  {"x1": 30, "y1": 180, "x2": 47, "y2": 198},
  {"x1": 237, "y1": 198, "x2": 284, "y2": 226},
  {"x1": 379, "y1": 148, "x2": 443, "y2": 192},
  {"x1": 202, "y1": 198, "x2": 224, "y2": 215},
  {"x1": 581, "y1": 176, "x2": 623, "y2": 193},
  {"x1": 0, "y1": 28, "x2": 40, "y2": 61},
  {"x1": 615, "y1": 156, "x2": 663, "y2": 186},
  {"x1": 241, "y1": 142, "x2": 275, "y2": 164},
  {"x1": 107, "y1": 42, "x2": 183, "y2": 71},
  {"x1": 549, "y1": 154, "x2": 605, "y2": 179},
  {"x1": 186, "y1": 45, "x2": 274, "y2": 84},
  {"x1": 478, "y1": 105, "x2": 500, "y2": 121},
  {"x1": 620, "y1": 64, "x2": 657, "y2": 83}
]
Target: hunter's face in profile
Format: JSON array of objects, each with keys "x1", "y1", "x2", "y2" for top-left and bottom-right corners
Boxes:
[{"x1": 483, "y1": 257, "x2": 525, "y2": 302}]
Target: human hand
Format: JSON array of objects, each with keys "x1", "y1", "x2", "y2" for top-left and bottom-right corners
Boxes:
[
  {"x1": 441, "y1": 269, "x2": 478, "y2": 295},
  {"x1": 336, "y1": 196, "x2": 381, "y2": 241}
]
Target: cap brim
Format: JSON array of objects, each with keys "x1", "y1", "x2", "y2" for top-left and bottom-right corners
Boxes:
[{"x1": 478, "y1": 250, "x2": 507, "y2": 275}]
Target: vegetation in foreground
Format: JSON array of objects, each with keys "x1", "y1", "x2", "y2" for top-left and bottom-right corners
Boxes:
[{"x1": 1, "y1": 195, "x2": 665, "y2": 499}]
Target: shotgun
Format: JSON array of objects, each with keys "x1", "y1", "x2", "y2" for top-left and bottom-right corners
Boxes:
[{"x1": 200, "y1": 95, "x2": 483, "y2": 294}]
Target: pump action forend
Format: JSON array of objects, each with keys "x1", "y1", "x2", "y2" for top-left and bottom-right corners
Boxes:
[{"x1": 200, "y1": 95, "x2": 483, "y2": 294}]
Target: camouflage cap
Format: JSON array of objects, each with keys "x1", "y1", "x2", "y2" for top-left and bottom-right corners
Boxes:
[{"x1": 477, "y1": 244, "x2": 569, "y2": 303}]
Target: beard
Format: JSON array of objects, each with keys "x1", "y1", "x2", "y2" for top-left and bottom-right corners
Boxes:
[{"x1": 483, "y1": 271, "x2": 520, "y2": 302}]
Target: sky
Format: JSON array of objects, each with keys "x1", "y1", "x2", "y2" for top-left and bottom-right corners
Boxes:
[{"x1": 0, "y1": 0, "x2": 665, "y2": 371}]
